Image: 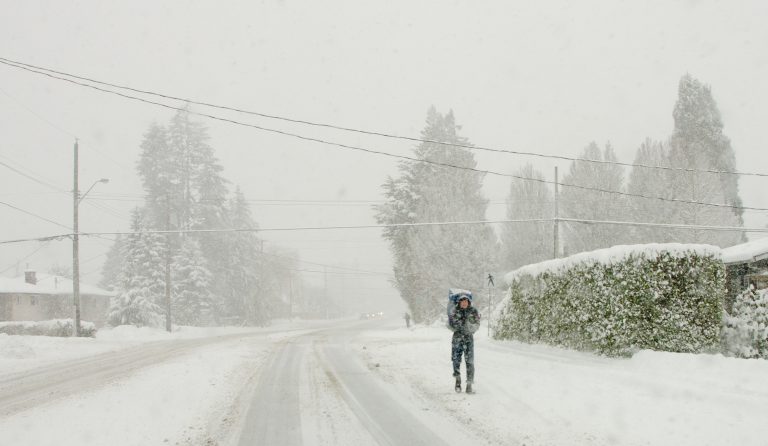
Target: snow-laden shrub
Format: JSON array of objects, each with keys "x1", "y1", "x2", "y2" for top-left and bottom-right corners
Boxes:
[
  {"x1": 107, "y1": 288, "x2": 164, "y2": 328},
  {"x1": 722, "y1": 286, "x2": 768, "y2": 359},
  {"x1": 494, "y1": 244, "x2": 725, "y2": 356},
  {"x1": 0, "y1": 319, "x2": 97, "y2": 337}
]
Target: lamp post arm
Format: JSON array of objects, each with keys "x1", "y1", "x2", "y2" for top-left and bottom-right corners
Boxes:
[{"x1": 78, "y1": 179, "x2": 109, "y2": 205}]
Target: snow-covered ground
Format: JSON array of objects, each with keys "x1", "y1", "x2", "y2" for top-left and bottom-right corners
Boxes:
[
  {"x1": 356, "y1": 320, "x2": 768, "y2": 445},
  {"x1": 1, "y1": 318, "x2": 767, "y2": 445}
]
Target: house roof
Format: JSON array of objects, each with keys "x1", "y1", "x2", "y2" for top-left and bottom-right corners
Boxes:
[
  {"x1": 721, "y1": 237, "x2": 768, "y2": 265},
  {"x1": 0, "y1": 274, "x2": 115, "y2": 297}
]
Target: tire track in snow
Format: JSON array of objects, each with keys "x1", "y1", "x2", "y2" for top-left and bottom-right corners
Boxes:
[{"x1": 0, "y1": 333, "x2": 258, "y2": 416}]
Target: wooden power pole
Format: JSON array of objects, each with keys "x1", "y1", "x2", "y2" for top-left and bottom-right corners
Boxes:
[
  {"x1": 72, "y1": 140, "x2": 81, "y2": 337},
  {"x1": 554, "y1": 166, "x2": 560, "y2": 259},
  {"x1": 165, "y1": 196, "x2": 172, "y2": 332}
]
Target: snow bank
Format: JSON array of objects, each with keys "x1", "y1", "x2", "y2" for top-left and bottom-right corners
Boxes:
[
  {"x1": 504, "y1": 243, "x2": 721, "y2": 285},
  {"x1": 0, "y1": 319, "x2": 96, "y2": 337}
]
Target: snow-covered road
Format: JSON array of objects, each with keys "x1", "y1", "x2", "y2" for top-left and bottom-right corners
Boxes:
[
  {"x1": 0, "y1": 333, "x2": 266, "y2": 416},
  {"x1": 235, "y1": 321, "x2": 477, "y2": 445},
  {"x1": 1, "y1": 318, "x2": 767, "y2": 445}
]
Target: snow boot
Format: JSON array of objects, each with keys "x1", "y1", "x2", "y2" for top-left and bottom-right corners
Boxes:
[
  {"x1": 465, "y1": 382, "x2": 474, "y2": 394},
  {"x1": 454, "y1": 376, "x2": 462, "y2": 393}
]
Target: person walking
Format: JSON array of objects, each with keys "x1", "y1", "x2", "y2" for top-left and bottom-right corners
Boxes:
[
  {"x1": 448, "y1": 294, "x2": 480, "y2": 393},
  {"x1": 404, "y1": 312, "x2": 411, "y2": 328}
]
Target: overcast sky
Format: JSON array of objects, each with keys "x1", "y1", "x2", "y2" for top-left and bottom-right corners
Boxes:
[{"x1": 1, "y1": 0, "x2": 767, "y2": 310}]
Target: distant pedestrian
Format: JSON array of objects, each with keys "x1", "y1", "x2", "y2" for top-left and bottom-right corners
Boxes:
[
  {"x1": 404, "y1": 312, "x2": 411, "y2": 328},
  {"x1": 448, "y1": 294, "x2": 480, "y2": 393}
]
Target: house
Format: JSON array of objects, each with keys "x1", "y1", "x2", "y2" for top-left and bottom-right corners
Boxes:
[
  {"x1": 0, "y1": 271, "x2": 114, "y2": 327},
  {"x1": 721, "y1": 237, "x2": 768, "y2": 312}
]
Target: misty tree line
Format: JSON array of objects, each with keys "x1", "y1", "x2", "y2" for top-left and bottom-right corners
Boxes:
[
  {"x1": 377, "y1": 74, "x2": 745, "y2": 323},
  {"x1": 100, "y1": 109, "x2": 304, "y2": 327}
]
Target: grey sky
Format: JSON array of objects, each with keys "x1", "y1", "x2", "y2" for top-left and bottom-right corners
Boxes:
[{"x1": 1, "y1": 0, "x2": 767, "y2": 310}]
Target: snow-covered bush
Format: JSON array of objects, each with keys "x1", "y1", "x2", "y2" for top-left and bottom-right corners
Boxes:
[
  {"x1": 0, "y1": 319, "x2": 97, "y2": 337},
  {"x1": 108, "y1": 289, "x2": 164, "y2": 328},
  {"x1": 494, "y1": 244, "x2": 725, "y2": 356},
  {"x1": 722, "y1": 286, "x2": 768, "y2": 359}
]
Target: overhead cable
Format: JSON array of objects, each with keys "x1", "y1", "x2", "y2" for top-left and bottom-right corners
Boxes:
[
  {"x1": 0, "y1": 55, "x2": 763, "y2": 178},
  {"x1": 2, "y1": 216, "x2": 763, "y2": 246},
  {"x1": 0, "y1": 58, "x2": 760, "y2": 212}
]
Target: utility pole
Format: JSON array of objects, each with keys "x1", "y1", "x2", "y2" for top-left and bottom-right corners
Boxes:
[
  {"x1": 324, "y1": 266, "x2": 328, "y2": 319},
  {"x1": 165, "y1": 196, "x2": 172, "y2": 332},
  {"x1": 288, "y1": 274, "x2": 293, "y2": 320},
  {"x1": 554, "y1": 166, "x2": 560, "y2": 259},
  {"x1": 258, "y1": 239, "x2": 264, "y2": 324},
  {"x1": 487, "y1": 273, "x2": 494, "y2": 337},
  {"x1": 72, "y1": 140, "x2": 81, "y2": 337}
]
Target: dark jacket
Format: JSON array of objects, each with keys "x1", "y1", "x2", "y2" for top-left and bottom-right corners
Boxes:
[{"x1": 448, "y1": 304, "x2": 480, "y2": 336}]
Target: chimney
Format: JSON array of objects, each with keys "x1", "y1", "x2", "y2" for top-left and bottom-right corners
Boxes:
[{"x1": 25, "y1": 270, "x2": 37, "y2": 285}]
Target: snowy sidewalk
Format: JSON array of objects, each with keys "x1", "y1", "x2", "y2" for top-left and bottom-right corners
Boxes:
[{"x1": 354, "y1": 319, "x2": 768, "y2": 446}]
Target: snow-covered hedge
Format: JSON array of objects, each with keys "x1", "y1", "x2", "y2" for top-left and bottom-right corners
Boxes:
[
  {"x1": 0, "y1": 319, "x2": 97, "y2": 337},
  {"x1": 722, "y1": 286, "x2": 768, "y2": 359},
  {"x1": 494, "y1": 244, "x2": 725, "y2": 356}
]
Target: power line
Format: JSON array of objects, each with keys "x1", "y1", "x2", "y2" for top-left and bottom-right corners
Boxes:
[
  {"x1": 0, "y1": 219, "x2": 550, "y2": 245},
  {"x1": 1, "y1": 57, "x2": 763, "y2": 213},
  {"x1": 0, "y1": 153, "x2": 130, "y2": 221},
  {"x1": 60, "y1": 192, "x2": 768, "y2": 216},
  {"x1": 0, "y1": 157, "x2": 67, "y2": 193},
  {"x1": 260, "y1": 250, "x2": 391, "y2": 275},
  {"x1": 290, "y1": 267, "x2": 391, "y2": 276},
  {"x1": 2, "y1": 216, "x2": 764, "y2": 247},
  {"x1": 1, "y1": 55, "x2": 764, "y2": 178},
  {"x1": 0, "y1": 200, "x2": 71, "y2": 230},
  {"x1": 559, "y1": 217, "x2": 756, "y2": 232},
  {"x1": 0, "y1": 241, "x2": 51, "y2": 274},
  {"x1": 0, "y1": 85, "x2": 79, "y2": 139},
  {"x1": 0, "y1": 80, "x2": 131, "y2": 171}
]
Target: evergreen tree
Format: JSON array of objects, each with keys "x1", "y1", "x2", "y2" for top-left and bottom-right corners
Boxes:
[
  {"x1": 136, "y1": 109, "x2": 231, "y2": 321},
  {"x1": 376, "y1": 107, "x2": 497, "y2": 322},
  {"x1": 626, "y1": 139, "x2": 675, "y2": 244},
  {"x1": 107, "y1": 209, "x2": 166, "y2": 327},
  {"x1": 171, "y1": 237, "x2": 213, "y2": 326},
  {"x1": 501, "y1": 164, "x2": 553, "y2": 270},
  {"x1": 220, "y1": 187, "x2": 266, "y2": 325},
  {"x1": 190, "y1": 143, "x2": 230, "y2": 322},
  {"x1": 137, "y1": 110, "x2": 228, "y2": 234},
  {"x1": 99, "y1": 234, "x2": 126, "y2": 290},
  {"x1": 560, "y1": 142, "x2": 626, "y2": 254},
  {"x1": 137, "y1": 123, "x2": 184, "y2": 229},
  {"x1": 167, "y1": 108, "x2": 222, "y2": 230},
  {"x1": 667, "y1": 74, "x2": 743, "y2": 246},
  {"x1": 259, "y1": 246, "x2": 298, "y2": 323}
]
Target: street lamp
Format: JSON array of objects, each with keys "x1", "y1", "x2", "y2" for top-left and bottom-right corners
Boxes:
[
  {"x1": 79, "y1": 178, "x2": 110, "y2": 204},
  {"x1": 73, "y1": 139, "x2": 109, "y2": 336}
]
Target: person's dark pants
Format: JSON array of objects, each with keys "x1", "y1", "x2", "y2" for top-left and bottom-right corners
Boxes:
[{"x1": 451, "y1": 332, "x2": 474, "y2": 383}]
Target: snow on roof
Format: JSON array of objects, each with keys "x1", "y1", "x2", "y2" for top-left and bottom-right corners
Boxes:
[
  {"x1": 0, "y1": 277, "x2": 39, "y2": 294},
  {"x1": 0, "y1": 274, "x2": 114, "y2": 297},
  {"x1": 504, "y1": 243, "x2": 721, "y2": 285},
  {"x1": 721, "y1": 237, "x2": 768, "y2": 265}
]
